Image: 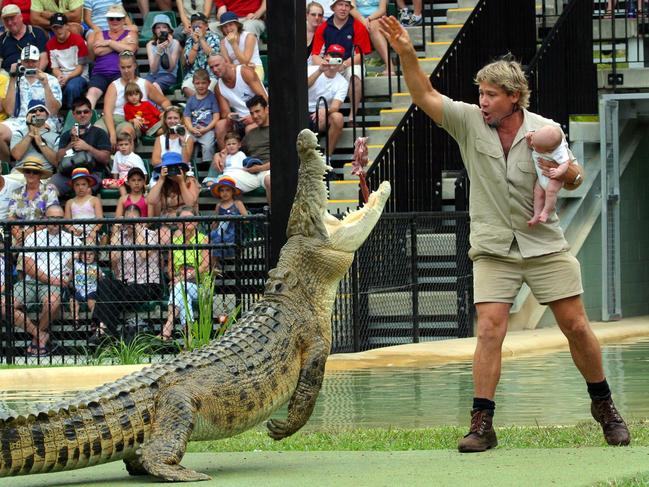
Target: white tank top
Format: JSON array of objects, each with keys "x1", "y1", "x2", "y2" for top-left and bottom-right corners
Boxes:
[
  {"x1": 217, "y1": 65, "x2": 266, "y2": 116},
  {"x1": 224, "y1": 31, "x2": 262, "y2": 69},
  {"x1": 113, "y1": 77, "x2": 149, "y2": 117},
  {"x1": 159, "y1": 134, "x2": 189, "y2": 158}
]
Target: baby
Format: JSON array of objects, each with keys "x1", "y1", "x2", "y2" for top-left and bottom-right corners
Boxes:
[{"x1": 525, "y1": 125, "x2": 573, "y2": 226}]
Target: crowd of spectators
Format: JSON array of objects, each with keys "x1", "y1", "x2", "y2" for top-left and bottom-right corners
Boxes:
[{"x1": 0, "y1": 0, "x2": 397, "y2": 356}]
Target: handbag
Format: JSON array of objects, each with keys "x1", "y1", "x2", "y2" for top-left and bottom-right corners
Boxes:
[{"x1": 59, "y1": 150, "x2": 95, "y2": 177}]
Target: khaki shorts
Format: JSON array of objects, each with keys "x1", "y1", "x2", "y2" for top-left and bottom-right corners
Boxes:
[{"x1": 470, "y1": 241, "x2": 583, "y2": 305}]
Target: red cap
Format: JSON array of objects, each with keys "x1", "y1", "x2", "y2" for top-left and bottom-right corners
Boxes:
[{"x1": 326, "y1": 44, "x2": 346, "y2": 57}]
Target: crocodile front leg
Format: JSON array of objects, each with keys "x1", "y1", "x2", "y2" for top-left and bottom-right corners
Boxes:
[
  {"x1": 138, "y1": 384, "x2": 211, "y2": 482},
  {"x1": 267, "y1": 338, "x2": 328, "y2": 440}
]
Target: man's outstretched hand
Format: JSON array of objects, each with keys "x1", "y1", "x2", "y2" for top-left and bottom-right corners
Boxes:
[{"x1": 377, "y1": 16, "x2": 413, "y2": 55}]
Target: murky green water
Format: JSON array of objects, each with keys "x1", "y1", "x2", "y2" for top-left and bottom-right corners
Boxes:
[{"x1": 2, "y1": 338, "x2": 649, "y2": 428}]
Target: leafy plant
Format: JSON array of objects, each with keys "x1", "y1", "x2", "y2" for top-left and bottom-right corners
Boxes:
[
  {"x1": 90, "y1": 333, "x2": 160, "y2": 365},
  {"x1": 179, "y1": 272, "x2": 240, "y2": 351}
]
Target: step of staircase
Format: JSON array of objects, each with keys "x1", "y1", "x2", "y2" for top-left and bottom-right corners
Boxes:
[
  {"x1": 446, "y1": 7, "x2": 474, "y2": 24},
  {"x1": 426, "y1": 41, "x2": 452, "y2": 58}
]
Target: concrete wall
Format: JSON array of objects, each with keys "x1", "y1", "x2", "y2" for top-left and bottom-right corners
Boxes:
[{"x1": 538, "y1": 135, "x2": 649, "y2": 326}]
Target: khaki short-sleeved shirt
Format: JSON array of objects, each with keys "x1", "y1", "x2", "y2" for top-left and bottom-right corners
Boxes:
[
  {"x1": 439, "y1": 95, "x2": 569, "y2": 258},
  {"x1": 31, "y1": 0, "x2": 83, "y2": 13}
]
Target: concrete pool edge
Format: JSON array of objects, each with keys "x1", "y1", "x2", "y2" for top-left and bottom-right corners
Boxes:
[{"x1": 1, "y1": 315, "x2": 648, "y2": 390}]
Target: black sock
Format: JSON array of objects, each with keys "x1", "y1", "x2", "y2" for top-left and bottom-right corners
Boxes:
[
  {"x1": 587, "y1": 379, "x2": 611, "y2": 400},
  {"x1": 472, "y1": 397, "x2": 496, "y2": 414}
]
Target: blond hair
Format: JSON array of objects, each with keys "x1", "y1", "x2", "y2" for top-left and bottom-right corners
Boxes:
[{"x1": 474, "y1": 56, "x2": 530, "y2": 110}]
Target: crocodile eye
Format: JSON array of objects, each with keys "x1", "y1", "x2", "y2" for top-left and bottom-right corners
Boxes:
[{"x1": 274, "y1": 283, "x2": 283, "y2": 292}]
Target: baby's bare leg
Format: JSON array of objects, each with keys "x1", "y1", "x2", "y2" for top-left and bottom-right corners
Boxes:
[
  {"x1": 527, "y1": 181, "x2": 546, "y2": 226},
  {"x1": 539, "y1": 179, "x2": 563, "y2": 223}
]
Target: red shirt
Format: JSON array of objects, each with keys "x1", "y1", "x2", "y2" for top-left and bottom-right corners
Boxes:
[
  {"x1": 124, "y1": 101, "x2": 161, "y2": 130},
  {"x1": 311, "y1": 16, "x2": 372, "y2": 59},
  {"x1": 215, "y1": 0, "x2": 261, "y2": 17}
]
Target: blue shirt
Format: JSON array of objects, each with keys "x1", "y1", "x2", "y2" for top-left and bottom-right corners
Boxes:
[
  {"x1": 184, "y1": 91, "x2": 220, "y2": 128},
  {"x1": 0, "y1": 26, "x2": 48, "y2": 71}
]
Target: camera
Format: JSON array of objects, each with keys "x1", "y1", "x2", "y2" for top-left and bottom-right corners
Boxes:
[
  {"x1": 155, "y1": 30, "x2": 170, "y2": 44},
  {"x1": 28, "y1": 116, "x2": 46, "y2": 127},
  {"x1": 166, "y1": 164, "x2": 183, "y2": 176},
  {"x1": 18, "y1": 65, "x2": 38, "y2": 76},
  {"x1": 328, "y1": 58, "x2": 343, "y2": 65},
  {"x1": 169, "y1": 124, "x2": 186, "y2": 136}
]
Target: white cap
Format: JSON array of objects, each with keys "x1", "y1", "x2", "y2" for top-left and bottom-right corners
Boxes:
[{"x1": 20, "y1": 44, "x2": 40, "y2": 61}]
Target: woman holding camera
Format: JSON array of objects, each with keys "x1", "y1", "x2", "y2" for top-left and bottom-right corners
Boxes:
[
  {"x1": 147, "y1": 152, "x2": 199, "y2": 220},
  {"x1": 95, "y1": 50, "x2": 171, "y2": 150},
  {"x1": 146, "y1": 15, "x2": 182, "y2": 94},
  {"x1": 151, "y1": 106, "x2": 194, "y2": 172}
]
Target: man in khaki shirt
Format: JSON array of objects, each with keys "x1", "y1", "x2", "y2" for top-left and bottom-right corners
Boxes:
[{"x1": 378, "y1": 16, "x2": 629, "y2": 452}]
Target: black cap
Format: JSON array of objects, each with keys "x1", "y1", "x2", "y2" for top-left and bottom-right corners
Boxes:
[
  {"x1": 190, "y1": 12, "x2": 208, "y2": 23},
  {"x1": 127, "y1": 167, "x2": 146, "y2": 181},
  {"x1": 50, "y1": 12, "x2": 67, "y2": 27}
]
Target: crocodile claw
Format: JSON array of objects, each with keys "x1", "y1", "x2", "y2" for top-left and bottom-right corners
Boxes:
[{"x1": 266, "y1": 418, "x2": 294, "y2": 440}]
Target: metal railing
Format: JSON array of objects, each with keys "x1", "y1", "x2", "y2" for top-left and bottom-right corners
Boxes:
[{"x1": 367, "y1": 0, "x2": 537, "y2": 212}]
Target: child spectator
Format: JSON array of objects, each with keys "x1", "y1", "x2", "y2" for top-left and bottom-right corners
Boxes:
[
  {"x1": 64, "y1": 167, "x2": 103, "y2": 243},
  {"x1": 115, "y1": 167, "x2": 152, "y2": 218},
  {"x1": 160, "y1": 206, "x2": 209, "y2": 341},
  {"x1": 123, "y1": 81, "x2": 163, "y2": 138},
  {"x1": 183, "y1": 69, "x2": 220, "y2": 166},
  {"x1": 203, "y1": 130, "x2": 245, "y2": 188},
  {"x1": 45, "y1": 13, "x2": 90, "y2": 109},
  {"x1": 209, "y1": 175, "x2": 247, "y2": 270},
  {"x1": 103, "y1": 133, "x2": 147, "y2": 196},
  {"x1": 70, "y1": 249, "x2": 102, "y2": 320}
]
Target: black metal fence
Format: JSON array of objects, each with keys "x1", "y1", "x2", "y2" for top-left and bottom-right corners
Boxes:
[
  {"x1": 332, "y1": 211, "x2": 473, "y2": 352},
  {"x1": 367, "y1": 0, "x2": 537, "y2": 212},
  {"x1": 1, "y1": 214, "x2": 269, "y2": 365}
]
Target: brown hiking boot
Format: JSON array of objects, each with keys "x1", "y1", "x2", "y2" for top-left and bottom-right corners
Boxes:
[
  {"x1": 458, "y1": 409, "x2": 498, "y2": 453},
  {"x1": 591, "y1": 397, "x2": 631, "y2": 446}
]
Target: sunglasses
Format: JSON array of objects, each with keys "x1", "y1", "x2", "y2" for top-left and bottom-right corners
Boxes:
[
  {"x1": 75, "y1": 109, "x2": 91, "y2": 115},
  {"x1": 29, "y1": 108, "x2": 47, "y2": 113},
  {"x1": 107, "y1": 17, "x2": 123, "y2": 21},
  {"x1": 309, "y1": 12, "x2": 324, "y2": 17},
  {"x1": 119, "y1": 50, "x2": 134, "y2": 57},
  {"x1": 22, "y1": 169, "x2": 41, "y2": 175}
]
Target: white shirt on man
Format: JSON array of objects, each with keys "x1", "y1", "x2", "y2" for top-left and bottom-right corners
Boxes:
[{"x1": 307, "y1": 65, "x2": 348, "y2": 112}]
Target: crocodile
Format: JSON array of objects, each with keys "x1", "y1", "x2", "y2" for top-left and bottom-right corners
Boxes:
[{"x1": 0, "y1": 129, "x2": 391, "y2": 482}]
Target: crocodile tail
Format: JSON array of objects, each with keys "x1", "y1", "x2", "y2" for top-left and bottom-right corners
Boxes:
[{"x1": 0, "y1": 387, "x2": 155, "y2": 477}]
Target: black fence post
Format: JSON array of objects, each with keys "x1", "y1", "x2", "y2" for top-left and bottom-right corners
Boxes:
[
  {"x1": 351, "y1": 257, "x2": 361, "y2": 352},
  {"x1": 2, "y1": 221, "x2": 14, "y2": 364},
  {"x1": 410, "y1": 216, "x2": 420, "y2": 343}
]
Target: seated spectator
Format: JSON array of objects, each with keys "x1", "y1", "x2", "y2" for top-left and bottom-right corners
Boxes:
[
  {"x1": 395, "y1": 0, "x2": 422, "y2": 26},
  {"x1": 160, "y1": 205, "x2": 209, "y2": 341},
  {"x1": 134, "y1": 0, "x2": 172, "y2": 19},
  {"x1": 46, "y1": 13, "x2": 90, "y2": 109},
  {"x1": 306, "y1": 1, "x2": 325, "y2": 62},
  {"x1": 115, "y1": 166, "x2": 151, "y2": 217},
  {"x1": 350, "y1": 0, "x2": 391, "y2": 76},
  {"x1": 0, "y1": 172, "x2": 22, "y2": 219},
  {"x1": 147, "y1": 152, "x2": 199, "y2": 217},
  {"x1": 215, "y1": 0, "x2": 265, "y2": 39},
  {"x1": 7, "y1": 157, "x2": 58, "y2": 244},
  {"x1": 103, "y1": 132, "x2": 146, "y2": 196},
  {"x1": 70, "y1": 248, "x2": 102, "y2": 320},
  {"x1": 12, "y1": 204, "x2": 77, "y2": 356},
  {"x1": 1, "y1": 45, "x2": 62, "y2": 143},
  {"x1": 85, "y1": 5, "x2": 138, "y2": 109},
  {"x1": 311, "y1": 0, "x2": 372, "y2": 124},
  {"x1": 0, "y1": 5, "x2": 48, "y2": 73},
  {"x1": 64, "y1": 167, "x2": 103, "y2": 242},
  {"x1": 30, "y1": 0, "x2": 84, "y2": 36},
  {"x1": 10, "y1": 100, "x2": 60, "y2": 175},
  {"x1": 83, "y1": 0, "x2": 136, "y2": 44},
  {"x1": 92, "y1": 203, "x2": 164, "y2": 339},
  {"x1": 211, "y1": 94, "x2": 270, "y2": 202},
  {"x1": 203, "y1": 130, "x2": 244, "y2": 187},
  {"x1": 145, "y1": 14, "x2": 182, "y2": 94},
  {"x1": 307, "y1": 44, "x2": 348, "y2": 155},
  {"x1": 183, "y1": 68, "x2": 219, "y2": 166},
  {"x1": 306, "y1": 0, "x2": 332, "y2": 19},
  {"x1": 209, "y1": 175, "x2": 247, "y2": 269},
  {"x1": 94, "y1": 50, "x2": 170, "y2": 148},
  {"x1": 2, "y1": 0, "x2": 32, "y2": 25},
  {"x1": 54, "y1": 96, "x2": 111, "y2": 195},
  {"x1": 123, "y1": 81, "x2": 163, "y2": 137},
  {"x1": 209, "y1": 53, "x2": 267, "y2": 148},
  {"x1": 181, "y1": 12, "x2": 220, "y2": 98},
  {"x1": 218, "y1": 11, "x2": 264, "y2": 82},
  {"x1": 0, "y1": 69, "x2": 10, "y2": 162},
  {"x1": 174, "y1": 0, "x2": 212, "y2": 45},
  {"x1": 150, "y1": 106, "x2": 193, "y2": 172}
]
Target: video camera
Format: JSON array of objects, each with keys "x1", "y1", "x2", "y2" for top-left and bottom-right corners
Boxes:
[
  {"x1": 169, "y1": 124, "x2": 186, "y2": 136},
  {"x1": 155, "y1": 29, "x2": 171, "y2": 44},
  {"x1": 27, "y1": 115, "x2": 46, "y2": 127},
  {"x1": 18, "y1": 65, "x2": 38, "y2": 76}
]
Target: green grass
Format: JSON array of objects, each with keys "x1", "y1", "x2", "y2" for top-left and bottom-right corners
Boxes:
[
  {"x1": 593, "y1": 473, "x2": 649, "y2": 486},
  {"x1": 187, "y1": 420, "x2": 649, "y2": 453}
]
